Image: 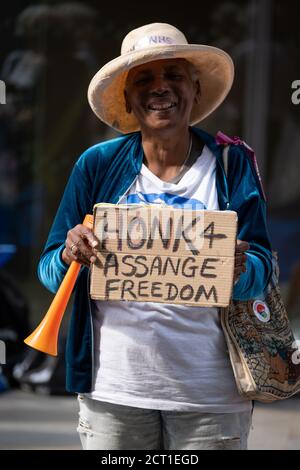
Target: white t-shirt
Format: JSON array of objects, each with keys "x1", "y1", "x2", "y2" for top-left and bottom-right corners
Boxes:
[{"x1": 88, "y1": 145, "x2": 251, "y2": 412}]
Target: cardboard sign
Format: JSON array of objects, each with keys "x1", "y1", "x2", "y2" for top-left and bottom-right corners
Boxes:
[{"x1": 90, "y1": 204, "x2": 238, "y2": 307}]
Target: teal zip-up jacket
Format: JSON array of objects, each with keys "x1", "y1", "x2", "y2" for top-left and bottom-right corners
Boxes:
[{"x1": 37, "y1": 127, "x2": 273, "y2": 393}]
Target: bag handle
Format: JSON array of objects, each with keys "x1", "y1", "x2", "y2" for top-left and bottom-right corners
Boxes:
[{"x1": 222, "y1": 144, "x2": 229, "y2": 178}]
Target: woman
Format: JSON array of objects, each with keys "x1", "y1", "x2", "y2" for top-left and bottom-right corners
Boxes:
[{"x1": 38, "y1": 23, "x2": 272, "y2": 450}]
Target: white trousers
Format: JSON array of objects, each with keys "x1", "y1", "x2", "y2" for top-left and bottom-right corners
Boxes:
[{"x1": 77, "y1": 394, "x2": 253, "y2": 450}]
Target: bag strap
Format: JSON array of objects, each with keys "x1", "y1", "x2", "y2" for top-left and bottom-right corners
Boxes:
[
  {"x1": 217, "y1": 131, "x2": 278, "y2": 285},
  {"x1": 222, "y1": 144, "x2": 229, "y2": 178},
  {"x1": 216, "y1": 130, "x2": 267, "y2": 202}
]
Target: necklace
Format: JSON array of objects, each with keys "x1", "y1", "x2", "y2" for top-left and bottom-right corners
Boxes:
[
  {"x1": 177, "y1": 133, "x2": 193, "y2": 173},
  {"x1": 142, "y1": 133, "x2": 193, "y2": 176}
]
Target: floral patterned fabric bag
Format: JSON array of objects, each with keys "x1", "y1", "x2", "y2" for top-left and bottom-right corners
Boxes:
[{"x1": 217, "y1": 131, "x2": 300, "y2": 403}]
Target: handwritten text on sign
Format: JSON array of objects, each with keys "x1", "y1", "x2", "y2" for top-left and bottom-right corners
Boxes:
[{"x1": 90, "y1": 205, "x2": 238, "y2": 307}]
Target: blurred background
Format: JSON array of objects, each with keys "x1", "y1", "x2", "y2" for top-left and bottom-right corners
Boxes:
[{"x1": 0, "y1": 0, "x2": 300, "y2": 450}]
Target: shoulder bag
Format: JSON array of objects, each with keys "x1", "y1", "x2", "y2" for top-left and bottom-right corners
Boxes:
[{"x1": 217, "y1": 131, "x2": 300, "y2": 403}]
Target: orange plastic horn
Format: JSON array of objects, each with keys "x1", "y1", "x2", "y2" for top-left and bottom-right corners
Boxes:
[{"x1": 24, "y1": 214, "x2": 94, "y2": 356}]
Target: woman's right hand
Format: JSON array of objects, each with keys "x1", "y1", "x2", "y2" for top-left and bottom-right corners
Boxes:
[{"x1": 62, "y1": 224, "x2": 99, "y2": 267}]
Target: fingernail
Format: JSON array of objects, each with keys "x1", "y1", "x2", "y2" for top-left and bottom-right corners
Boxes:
[{"x1": 91, "y1": 240, "x2": 98, "y2": 247}]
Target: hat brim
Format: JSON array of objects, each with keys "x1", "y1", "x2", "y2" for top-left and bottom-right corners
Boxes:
[{"x1": 87, "y1": 44, "x2": 234, "y2": 133}]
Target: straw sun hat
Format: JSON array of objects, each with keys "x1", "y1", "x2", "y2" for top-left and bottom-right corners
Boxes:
[{"x1": 87, "y1": 23, "x2": 234, "y2": 133}]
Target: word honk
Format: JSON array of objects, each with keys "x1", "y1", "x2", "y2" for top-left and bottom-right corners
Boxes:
[
  {"x1": 90, "y1": 204, "x2": 238, "y2": 308},
  {"x1": 96, "y1": 208, "x2": 227, "y2": 254}
]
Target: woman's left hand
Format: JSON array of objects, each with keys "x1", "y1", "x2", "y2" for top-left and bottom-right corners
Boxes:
[{"x1": 234, "y1": 239, "x2": 250, "y2": 283}]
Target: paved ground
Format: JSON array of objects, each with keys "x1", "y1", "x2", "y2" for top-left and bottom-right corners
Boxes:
[
  {"x1": 249, "y1": 397, "x2": 300, "y2": 450},
  {"x1": 0, "y1": 390, "x2": 80, "y2": 450},
  {"x1": 0, "y1": 390, "x2": 300, "y2": 450}
]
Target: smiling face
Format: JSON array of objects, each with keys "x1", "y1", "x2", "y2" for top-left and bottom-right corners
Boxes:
[{"x1": 124, "y1": 58, "x2": 200, "y2": 135}]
